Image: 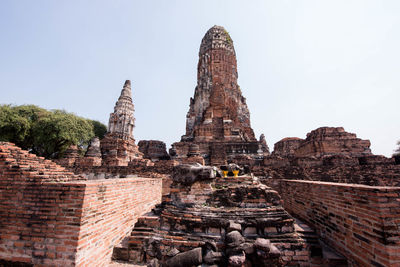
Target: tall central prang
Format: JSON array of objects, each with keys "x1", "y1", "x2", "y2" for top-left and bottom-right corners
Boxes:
[{"x1": 171, "y1": 26, "x2": 269, "y2": 165}]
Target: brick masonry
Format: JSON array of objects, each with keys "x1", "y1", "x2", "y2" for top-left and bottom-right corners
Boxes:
[
  {"x1": 75, "y1": 178, "x2": 162, "y2": 267},
  {"x1": 0, "y1": 142, "x2": 162, "y2": 266},
  {"x1": 277, "y1": 180, "x2": 400, "y2": 266}
]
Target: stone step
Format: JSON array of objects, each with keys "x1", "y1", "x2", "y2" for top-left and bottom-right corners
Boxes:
[
  {"x1": 109, "y1": 259, "x2": 146, "y2": 266},
  {"x1": 112, "y1": 246, "x2": 130, "y2": 262},
  {"x1": 113, "y1": 236, "x2": 147, "y2": 263},
  {"x1": 128, "y1": 234, "x2": 154, "y2": 247},
  {"x1": 293, "y1": 219, "x2": 347, "y2": 266},
  {"x1": 112, "y1": 214, "x2": 160, "y2": 264},
  {"x1": 129, "y1": 236, "x2": 151, "y2": 242},
  {"x1": 137, "y1": 217, "x2": 159, "y2": 223},
  {"x1": 111, "y1": 246, "x2": 145, "y2": 265},
  {"x1": 320, "y1": 241, "x2": 348, "y2": 267},
  {"x1": 135, "y1": 216, "x2": 160, "y2": 228},
  {"x1": 297, "y1": 234, "x2": 319, "y2": 244},
  {"x1": 137, "y1": 214, "x2": 159, "y2": 220},
  {"x1": 130, "y1": 230, "x2": 154, "y2": 235},
  {"x1": 130, "y1": 227, "x2": 154, "y2": 233},
  {"x1": 294, "y1": 219, "x2": 320, "y2": 246},
  {"x1": 112, "y1": 237, "x2": 131, "y2": 262}
]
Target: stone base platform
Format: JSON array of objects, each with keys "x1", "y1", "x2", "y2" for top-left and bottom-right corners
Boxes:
[{"x1": 112, "y1": 169, "x2": 313, "y2": 266}]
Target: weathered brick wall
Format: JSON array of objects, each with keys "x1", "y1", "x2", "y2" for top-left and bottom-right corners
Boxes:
[
  {"x1": 0, "y1": 142, "x2": 85, "y2": 266},
  {"x1": 0, "y1": 142, "x2": 163, "y2": 266},
  {"x1": 278, "y1": 180, "x2": 400, "y2": 266},
  {"x1": 75, "y1": 178, "x2": 162, "y2": 266},
  {"x1": 0, "y1": 181, "x2": 86, "y2": 266},
  {"x1": 0, "y1": 178, "x2": 162, "y2": 266},
  {"x1": 255, "y1": 157, "x2": 400, "y2": 187},
  {"x1": 69, "y1": 160, "x2": 177, "y2": 179}
]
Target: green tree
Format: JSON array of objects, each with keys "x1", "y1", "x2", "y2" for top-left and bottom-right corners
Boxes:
[
  {"x1": 0, "y1": 105, "x2": 49, "y2": 148},
  {"x1": 0, "y1": 105, "x2": 30, "y2": 145},
  {"x1": 0, "y1": 104, "x2": 107, "y2": 158},
  {"x1": 90, "y1": 120, "x2": 107, "y2": 139},
  {"x1": 13, "y1": 105, "x2": 49, "y2": 149},
  {"x1": 31, "y1": 110, "x2": 95, "y2": 158}
]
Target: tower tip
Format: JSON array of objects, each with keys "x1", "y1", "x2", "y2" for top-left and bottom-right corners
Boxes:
[{"x1": 124, "y1": 80, "x2": 131, "y2": 87}]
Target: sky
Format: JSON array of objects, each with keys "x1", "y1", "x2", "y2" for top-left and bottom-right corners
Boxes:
[{"x1": 0, "y1": 0, "x2": 399, "y2": 156}]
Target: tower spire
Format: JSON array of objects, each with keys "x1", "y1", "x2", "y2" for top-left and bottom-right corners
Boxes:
[
  {"x1": 118, "y1": 80, "x2": 132, "y2": 101},
  {"x1": 101, "y1": 80, "x2": 142, "y2": 166},
  {"x1": 171, "y1": 26, "x2": 264, "y2": 166},
  {"x1": 183, "y1": 25, "x2": 255, "y2": 142},
  {"x1": 109, "y1": 80, "x2": 135, "y2": 138}
]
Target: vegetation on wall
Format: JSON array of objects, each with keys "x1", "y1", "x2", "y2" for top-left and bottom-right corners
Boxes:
[
  {"x1": 223, "y1": 29, "x2": 233, "y2": 45},
  {"x1": 0, "y1": 104, "x2": 107, "y2": 158}
]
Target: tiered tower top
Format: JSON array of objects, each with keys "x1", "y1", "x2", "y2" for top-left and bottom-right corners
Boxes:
[
  {"x1": 107, "y1": 80, "x2": 135, "y2": 140},
  {"x1": 199, "y1": 25, "x2": 236, "y2": 56}
]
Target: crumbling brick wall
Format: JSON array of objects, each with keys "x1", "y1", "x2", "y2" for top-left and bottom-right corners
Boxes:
[
  {"x1": 75, "y1": 178, "x2": 162, "y2": 266},
  {"x1": 0, "y1": 142, "x2": 162, "y2": 266},
  {"x1": 0, "y1": 181, "x2": 86, "y2": 266},
  {"x1": 0, "y1": 142, "x2": 85, "y2": 265},
  {"x1": 278, "y1": 180, "x2": 400, "y2": 266}
]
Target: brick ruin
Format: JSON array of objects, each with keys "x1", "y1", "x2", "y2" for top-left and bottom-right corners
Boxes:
[
  {"x1": 54, "y1": 80, "x2": 152, "y2": 170},
  {"x1": 138, "y1": 140, "x2": 170, "y2": 161},
  {"x1": 1, "y1": 25, "x2": 400, "y2": 266},
  {"x1": 257, "y1": 127, "x2": 400, "y2": 188},
  {"x1": 112, "y1": 165, "x2": 315, "y2": 266},
  {"x1": 273, "y1": 127, "x2": 372, "y2": 158},
  {"x1": 0, "y1": 142, "x2": 162, "y2": 266},
  {"x1": 277, "y1": 180, "x2": 400, "y2": 267},
  {"x1": 101, "y1": 80, "x2": 144, "y2": 166},
  {"x1": 170, "y1": 25, "x2": 268, "y2": 166}
]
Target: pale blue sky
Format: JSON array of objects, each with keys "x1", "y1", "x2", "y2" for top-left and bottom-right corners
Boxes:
[{"x1": 1, "y1": 1, "x2": 399, "y2": 156}]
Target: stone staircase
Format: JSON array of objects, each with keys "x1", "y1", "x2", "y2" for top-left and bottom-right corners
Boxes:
[
  {"x1": 111, "y1": 171, "x2": 349, "y2": 266},
  {"x1": 111, "y1": 174, "x2": 308, "y2": 265},
  {"x1": 112, "y1": 217, "x2": 348, "y2": 266},
  {"x1": 294, "y1": 219, "x2": 347, "y2": 267},
  {"x1": 112, "y1": 213, "x2": 160, "y2": 263}
]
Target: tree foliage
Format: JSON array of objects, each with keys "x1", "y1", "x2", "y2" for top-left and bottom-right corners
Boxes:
[
  {"x1": 394, "y1": 141, "x2": 400, "y2": 156},
  {"x1": 31, "y1": 110, "x2": 95, "y2": 158},
  {"x1": 0, "y1": 105, "x2": 107, "y2": 158},
  {"x1": 90, "y1": 120, "x2": 107, "y2": 139}
]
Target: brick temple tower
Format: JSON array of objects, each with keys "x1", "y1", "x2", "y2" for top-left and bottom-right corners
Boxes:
[
  {"x1": 172, "y1": 26, "x2": 268, "y2": 165},
  {"x1": 101, "y1": 80, "x2": 142, "y2": 166}
]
